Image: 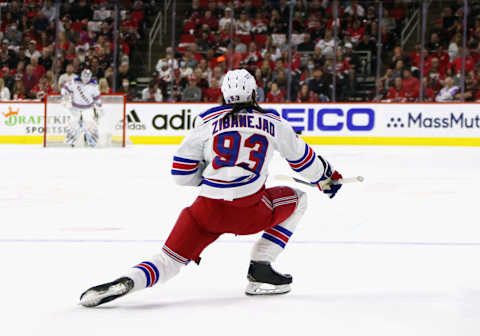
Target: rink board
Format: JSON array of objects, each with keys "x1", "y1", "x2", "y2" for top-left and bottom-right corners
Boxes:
[{"x1": 0, "y1": 102, "x2": 479, "y2": 146}]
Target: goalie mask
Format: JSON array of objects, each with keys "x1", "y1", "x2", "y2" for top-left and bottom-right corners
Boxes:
[
  {"x1": 221, "y1": 69, "x2": 257, "y2": 104},
  {"x1": 81, "y1": 69, "x2": 92, "y2": 84}
]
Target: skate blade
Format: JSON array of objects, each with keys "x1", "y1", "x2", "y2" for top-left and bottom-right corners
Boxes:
[
  {"x1": 79, "y1": 283, "x2": 128, "y2": 307},
  {"x1": 245, "y1": 282, "x2": 291, "y2": 296}
]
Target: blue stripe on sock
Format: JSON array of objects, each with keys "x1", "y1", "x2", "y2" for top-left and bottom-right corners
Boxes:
[
  {"x1": 273, "y1": 225, "x2": 293, "y2": 237},
  {"x1": 262, "y1": 233, "x2": 286, "y2": 248},
  {"x1": 133, "y1": 265, "x2": 151, "y2": 287},
  {"x1": 143, "y1": 261, "x2": 160, "y2": 285}
]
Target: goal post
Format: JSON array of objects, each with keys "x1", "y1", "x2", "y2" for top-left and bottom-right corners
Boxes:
[{"x1": 43, "y1": 93, "x2": 127, "y2": 147}]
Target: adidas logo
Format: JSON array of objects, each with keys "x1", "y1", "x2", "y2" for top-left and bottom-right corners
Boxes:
[
  {"x1": 116, "y1": 110, "x2": 146, "y2": 130},
  {"x1": 127, "y1": 110, "x2": 141, "y2": 123}
]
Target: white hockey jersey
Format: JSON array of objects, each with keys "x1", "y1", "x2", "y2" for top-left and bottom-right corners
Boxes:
[
  {"x1": 172, "y1": 105, "x2": 332, "y2": 201},
  {"x1": 61, "y1": 77, "x2": 102, "y2": 110}
]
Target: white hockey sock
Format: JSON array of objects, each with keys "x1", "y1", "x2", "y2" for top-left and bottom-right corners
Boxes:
[
  {"x1": 251, "y1": 189, "x2": 307, "y2": 263},
  {"x1": 124, "y1": 248, "x2": 187, "y2": 292}
]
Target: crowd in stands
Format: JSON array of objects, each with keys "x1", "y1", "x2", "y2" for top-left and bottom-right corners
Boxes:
[
  {"x1": 376, "y1": 2, "x2": 480, "y2": 102},
  {"x1": 153, "y1": 0, "x2": 405, "y2": 103},
  {"x1": 0, "y1": 0, "x2": 150, "y2": 101},
  {"x1": 151, "y1": 0, "x2": 480, "y2": 103},
  {"x1": 1, "y1": 0, "x2": 480, "y2": 103}
]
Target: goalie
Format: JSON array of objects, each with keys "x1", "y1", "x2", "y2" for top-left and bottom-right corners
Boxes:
[{"x1": 61, "y1": 69, "x2": 103, "y2": 147}]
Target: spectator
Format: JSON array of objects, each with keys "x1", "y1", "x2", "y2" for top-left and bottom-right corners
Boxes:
[
  {"x1": 12, "y1": 78, "x2": 25, "y2": 100},
  {"x1": 211, "y1": 66, "x2": 225, "y2": 87},
  {"x1": 72, "y1": 0, "x2": 93, "y2": 22},
  {"x1": 116, "y1": 62, "x2": 134, "y2": 90},
  {"x1": 252, "y1": 12, "x2": 268, "y2": 34},
  {"x1": 119, "y1": 78, "x2": 137, "y2": 100},
  {"x1": 450, "y1": 47, "x2": 475, "y2": 74},
  {"x1": 242, "y1": 42, "x2": 262, "y2": 68},
  {"x1": 22, "y1": 65, "x2": 39, "y2": 98},
  {"x1": 219, "y1": 7, "x2": 234, "y2": 31},
  {"x1": 236, "y1": 11, "x2": 252, "y2": 35},
  {"x1": 2, "y1": 66, "x2": 14, "y2": 92},
  {"x1": 5, "y1": 25, "x2": 22, "y2": 46},
  {"x1": 31, "y1": 75, "x2": 53, "y2": 100},
  {"x1": 297, "y1": 84, "x2": 318, "y2": 102},
  {"x1": 181, "y1": 76, "x2": 202, "y2": 102},
  {"x1": 345, "y1": 0, "x2": 365, "y2": 17},
  {"x1": 297, "y1": 33, "x2": 315, "y2": 52},
  {"x1": 343, "y1": 42, "x2": 360, "y2": 73},
  {"x1": 308, "y1": 68, "x2": 331, "y2": 100},
  {"x1": 315, "y1": 30, "x2": 335, "y2": 56},
  {"x1": 391, "y1": 60, "x2": 405, "y2": 80},
  {"x1": 156, "y1": 59, "x2": 175, "y2": 87},
  {"x1": 98, "y1": 78, "x2": 111, "y2": 94},
  {"x1": 30, "y1": 56, "x2": 46, "y2": 79},
  {"x1": 178, "y1": 60, "x2": 193, "y2": 87},
  {"x1": 266, "y1": 82, "x2": 285, "y2": 102},
  {"x1": 374, "y1": 79, "x2": 388, "y2": 102},
  {"x1": 0, "y1": 78, "x2": 10, "y2": 101},
  {"x1": 33, "y1": 11, "x2": 49, "y2": 32},
  {"x1": 347, "y1": 19, "x2": 365, "y2": 45},
  {"x1": 26, "y1": 41, "x2": 41, "y2": 59},
  {"x1": 387, "y1": 77, "x2": 407, "y2": 102},
  {"x1": 42, "y1": 0, "x2": 56, "y2": 22},
  {"x1": 436, "y1": 76, "x2": 459, "y2": 102},
  {"x1": 203, "y1": 78, "x2": 222, "y2": 103},
  {"x1": 58, "y1": 64, "x2": 76, "y2": 88},
  {"x1": 164, "y1": 47, "x2": 178, "y2": 70},
  {"x1": 142, "y1": 81, "x2": 163, "y2": 102},
  {"x1": 357, "y1": 33, "x2": 376, "y2": 54},
  {"x1": 39, "y1": 47, "x2": 53, "y2": 72},
  {"x1": 402, "y1": 69, "x2": 420, "y2": 101}
]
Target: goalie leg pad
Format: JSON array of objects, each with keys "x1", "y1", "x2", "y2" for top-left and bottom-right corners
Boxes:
[
  {"x1": 64, "y1": 109, "x2": 82, "y2": 146},
  {"x1": 82, "y1": 112, "x2": 99, "y2": 147}
]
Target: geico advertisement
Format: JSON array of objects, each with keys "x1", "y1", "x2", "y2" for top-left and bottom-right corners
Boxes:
[
  {"x1": 126, "y1": 103, "x2": 480, "y2": 137},
  {"x1": 1, "y1": 103, "x2": 480, "y2": 137}
]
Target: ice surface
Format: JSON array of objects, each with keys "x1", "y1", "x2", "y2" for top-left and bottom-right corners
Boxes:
[{"x1": 1, "y1": 145, "x2": 480, "y2": 336}]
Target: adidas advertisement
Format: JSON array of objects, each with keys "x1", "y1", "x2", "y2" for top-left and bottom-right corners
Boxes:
[{"x1": 117, "y1": 109, "x2": 146, "y2": 131}]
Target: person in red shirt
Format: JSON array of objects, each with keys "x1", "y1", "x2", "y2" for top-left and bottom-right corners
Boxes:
[
  {"x1": 203, "y1": 78, "x2": 222, "y2": 103},
  {"x1": 30, "y1": 56, "x2": 45, "y2": 78},
  {"x1": 30, "y1": 75, "x2": 53, "y2": 100},
  {"x1": 387, "y1": 77, "x2": 407, "y2": 102},
  {"x1": 450, "y1": 47, "x2": 475, "y2": 74},
  {"x1": 409, "y1": 43, "x2": 422, "y2": 68},
  {"x1": 199, "y1": 10, "x2": 218, "y2": 31},
  {"x1": 346, "y1": 19, "x2": 365, "y2": 44},
  {"x1": 242, "y1": 42, "x2": 263, "y2": 68},
  {"x1": 402, "y1": 69, "x2": 419, "y2": 101},
  {"x1": 266, "y1": 82, "x2": 285, "y2": 102}
]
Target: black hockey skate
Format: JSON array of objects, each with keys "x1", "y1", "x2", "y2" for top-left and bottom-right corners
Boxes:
[
  {"x1": 245, "y1": 261, "x2": 292, "y2": 295},
  {"x1": 79, "y1": 277, "x2": 134, "y2": 307}
]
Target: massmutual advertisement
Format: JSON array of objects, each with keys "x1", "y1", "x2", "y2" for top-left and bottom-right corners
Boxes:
[{"x1": 0, "y1": 102, "x2": 479, "y2": 146}]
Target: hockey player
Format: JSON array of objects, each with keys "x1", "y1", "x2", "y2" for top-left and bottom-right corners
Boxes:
[
  {"x1": 61, "y1": 69, "x2": 103, "y2": 147},
  {"x1": 79, "y1": 69, "x2": 343, "y2": 307}
]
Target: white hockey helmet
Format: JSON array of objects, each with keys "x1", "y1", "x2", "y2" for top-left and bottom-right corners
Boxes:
[
  {"x1": 81, "y1": 69, "x2": 92, "y2": 84},
  {"x1": 221, "y1": 69, "x2": 257, "y2": 104}
]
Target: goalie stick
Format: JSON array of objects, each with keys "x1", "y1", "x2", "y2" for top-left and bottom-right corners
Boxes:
[{"x1": 274, "y1": 174, "x2": 364, "y2": 187}]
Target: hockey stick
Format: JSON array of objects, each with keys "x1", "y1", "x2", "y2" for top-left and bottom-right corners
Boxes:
[{"x1": 274, "y1": 174, "x2": 364, "y2": 187}]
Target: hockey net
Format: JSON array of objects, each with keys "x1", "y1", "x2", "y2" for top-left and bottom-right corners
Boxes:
[{"x1": 43, "y1": 93, "x2": 126, "y2": 147}]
